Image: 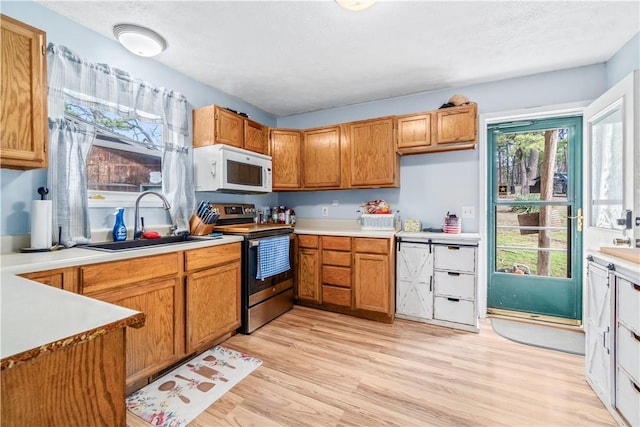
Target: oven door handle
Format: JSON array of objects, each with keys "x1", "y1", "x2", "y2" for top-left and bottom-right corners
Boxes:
[{"x1": 249, "y1": 233, "x2": 295, "y2": 247}]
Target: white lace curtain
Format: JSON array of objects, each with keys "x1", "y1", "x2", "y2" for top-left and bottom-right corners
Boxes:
[{"x1": 46, "y1": 43, "x2": 194, "y2": 245}]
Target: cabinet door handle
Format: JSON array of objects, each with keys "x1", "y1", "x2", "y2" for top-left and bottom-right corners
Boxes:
[
  {"x1": 633, "y1": 283, "x2": 640, "y2": 292},
  {"x1": 632, "y1": 380, "x2": 640, "y2": 395},
  {"x1": 603, "y1": 328, "x2": 610, "y2": 354},
  {"x1": 429, "y1": 276, "x2": 433, "y2": 292},
  {"x1": 447, "y1": 297, "x2": 460, "y2": 302},
  {"x1": 632, "y1": 331, "x2": 640, "y2": 343},
  {"x1": 447, "y1": 246, "x2": 460, "y2": 251},
  {"x1": 447, "y1": 272, "x2": 460, "y2": 276}
]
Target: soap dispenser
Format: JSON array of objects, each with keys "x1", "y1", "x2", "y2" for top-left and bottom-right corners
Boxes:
[{"x1": 113, "y1": 208, "x2": 127, "y2": 241}]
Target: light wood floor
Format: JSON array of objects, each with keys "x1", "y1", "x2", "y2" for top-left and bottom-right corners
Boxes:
[{"x1": 127, "y1": 306, "x2": 614, "y2": 426}]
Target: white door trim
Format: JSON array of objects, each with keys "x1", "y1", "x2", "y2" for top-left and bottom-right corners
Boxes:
[{"x1": 477, "y1": 101, "x2": 589, "y2": 318}]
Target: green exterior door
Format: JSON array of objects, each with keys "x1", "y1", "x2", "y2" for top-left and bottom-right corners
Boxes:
[{"x1": 487, "y1": 116, "x2": 583, "y2": 323}]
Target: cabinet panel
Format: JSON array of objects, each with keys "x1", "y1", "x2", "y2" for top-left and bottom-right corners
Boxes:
[
  {"x1": 322, "y1": 285, "x2": 351, "y2": 307},
  {"x1": 98, "y1": 278, "x2": 181, "y2": 381},
  {"x1": 617, "y1": 324, "x2": 640, "y2": 384},
  {"x1": 322, "y1": 236, "x2": 351, "y2": 251},
  {"x1": 585, "y1": 261, "x2": 612, "y2": 405},
  {"x1": 433, "y1": 271, "x2": 475, "y2": 300},
  {"x1": 353, "y1": 238, "x2": 388, "y2": 254},
  {"x1": 396, "y1": 113, "x2": 431, "y2": 153},
  {"x1": 433, "y1": 296, "x2": 475, "y2": 325},
  {"x1": 215, "y1": 106, "x2": 244, "y2": 148},
  {"x1": 616, "y1": 367, "x2": 640, "y2": 427},
  {"x1": 322, "y1": 265, "x2": 351, "y2": 288},
  {"x1": 303, "y1": 126, "x2": 341, "y2": 188},
  {"x1": 348, "y1": 117, "x2": 398, "y2": 187},
  {"x1": 618, "y1": 277, "x2": 640, "y2": 333},
  {"x1": 185, "y1": 242, "x2": 241, "y2": 272},
  {"x1": 23, "y1": 267, "x2": 78, "y2": 293},
  {"x1": 1, "y1": 15, "x2": 47, "y2": 170},
  {"x1": 186, "y1": 260, "x2": 241, "y2": 352},
  {"x1": 81, "y1": 253, "x2": 180, "y2": 295},
  {"x1": 298, "y1": 234, "x2": 318, "y2": 249},
  {"x1": 353, "y1": 252, "x2": 390, "y2": 314},
  {"x1": 322, "y1": 249, "x2": 351, "y2": 267},
  {"x1": 244, "y1": 119, "x2": 268, "y2": 155},
  {"x1": 434, "y1": 245, "x2": 476, "y2": 273},
  {"x1": 270, "y1": 128, "x2": 303, "y2": 190},
  {"x1": 434, "y1": 104, "x2": 477, "y2": 145},
  {"x1": 297, "y1": 247, "x2": 320, "y2": 303}
]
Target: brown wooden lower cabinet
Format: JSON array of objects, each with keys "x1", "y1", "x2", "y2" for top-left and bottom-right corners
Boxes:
[
  {"x1": 295, "y1": 234, "x2": 394, "y2": 322},
  {"x1": 20, "y1": 267, "x2": 77, "y2": 292},
  {"x1": 185, "y1": 244, "x2": 241, "y2": 353},
  {"x1": 1, "y1": 328, "x2": 127, "y2": 427}
]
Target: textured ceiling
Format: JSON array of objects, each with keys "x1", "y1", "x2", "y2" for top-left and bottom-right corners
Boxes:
[{"x1": 37, "y1": 1, "x2": 639, "y2": 117}]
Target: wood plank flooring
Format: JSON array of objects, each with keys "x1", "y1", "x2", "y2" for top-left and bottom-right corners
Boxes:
[{"x1": 127, "y1": 306, "x2": 614, "y2": 426}]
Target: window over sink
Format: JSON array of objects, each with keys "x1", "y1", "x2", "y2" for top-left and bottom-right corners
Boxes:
[{"x1": 65, "y1": 101, "x2": 165, "y2": 206}]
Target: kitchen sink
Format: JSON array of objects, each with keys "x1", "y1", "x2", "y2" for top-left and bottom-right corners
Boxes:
[{"x1": 80, "y1": 235, "x2": 204, "y2": 252}]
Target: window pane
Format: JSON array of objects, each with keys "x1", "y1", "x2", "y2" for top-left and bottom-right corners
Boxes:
[
  {"x1": 590, "y1": 103, "x2": 623, "y2": 229},
  {"x1": 495, "y1": 206, "x2": 570, "y2": 278},
  {"x1": 495, "y1": 128, "x2": 569, "y2": 201},
  {"x1": 87, "y1": 146, "x2": 161, "y2": 192}
]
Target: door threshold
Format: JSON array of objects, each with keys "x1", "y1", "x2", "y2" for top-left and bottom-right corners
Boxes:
[{"x1": 487, "y1": 309, "x2": 582, "y2": 331}]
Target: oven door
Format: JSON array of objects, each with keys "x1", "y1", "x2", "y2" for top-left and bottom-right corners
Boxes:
[{"x1": 246, "y1": 234, "x2": 295, "y2": 305}]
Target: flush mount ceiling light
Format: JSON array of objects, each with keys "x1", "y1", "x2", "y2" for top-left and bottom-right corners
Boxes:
[
  {"x1": 113, "y1": 24, "x2": 167, "y2": 57},
  {"x1": 336, "y1": 0, "x2": 376, "y2": 11}
]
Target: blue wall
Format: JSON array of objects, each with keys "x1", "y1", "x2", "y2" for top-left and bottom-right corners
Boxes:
[{"x1": 605, "y1": 33, "x2": 640, "y2": 89}]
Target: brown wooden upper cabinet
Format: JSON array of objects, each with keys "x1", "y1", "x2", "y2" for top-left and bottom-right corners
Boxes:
[
  {"x1": 0, "y1": 15, "x2": 48, "y2": 170},
  {"x1": 348, "y1": 117, "x2": 399, "y2": 188},
  {"x1": 396, "y1": 103, "x2": 478, "y2": 155},
  {"x1": 303, "y1": 125, "x2": 341, "y2": 189},
  {"x1": 193, "y1": 105, "x2": 268, "y2": 155},
  {"x1": 270, "y1": 128, "x2": 303, "y2": 191}
]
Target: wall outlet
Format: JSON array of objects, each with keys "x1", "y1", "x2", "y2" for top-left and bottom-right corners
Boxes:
[
  {"x1": 332, "y1": 200, "x2": 339, "y2": 207},
  {"x1": 461, "y1": 206, "x2": 475, "y2": 219},
  {"x1": 322, "y1": 207, "x2": 329, "y2": 217}
]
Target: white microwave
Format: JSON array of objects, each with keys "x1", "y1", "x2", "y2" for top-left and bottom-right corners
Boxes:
[{"x1": 193, "y1": 144, "x2": 272, "y2": 193}]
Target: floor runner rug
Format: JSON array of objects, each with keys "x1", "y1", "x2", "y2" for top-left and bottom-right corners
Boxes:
[
  {"x1": 126, "y1": 345, "x2": 262, "y2": 427},
  {"x1": 491, "y1": 318, "x2": 584, "y2": 355}
]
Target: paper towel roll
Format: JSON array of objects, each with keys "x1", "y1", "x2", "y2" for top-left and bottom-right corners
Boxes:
[{"x1": 31, "y1": 200, "x2": 52, "y2": 249}]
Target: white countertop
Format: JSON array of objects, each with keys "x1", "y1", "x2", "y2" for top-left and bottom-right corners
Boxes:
[
  {"x1": 586, "y1": 249, "x2": 640, "y2": 281},
  {"x1": 1, "y1": 235, "x2": 244, "y2": 275},
  {"x1": 293, "y1": 219, "x2": 397, "y2": 238},
  {"x1": 1, "y1": 273, "x2": 143, "y2": 363}
]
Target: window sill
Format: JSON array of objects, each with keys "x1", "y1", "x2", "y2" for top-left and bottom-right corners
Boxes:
[{"x1": 88, "y1": 191, "x2": 166, "y2": 209}]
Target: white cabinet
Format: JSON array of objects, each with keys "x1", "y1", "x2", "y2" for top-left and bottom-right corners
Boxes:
[
  {"x1": 396, "y1": 236, "x2": 479, "y2": 332},
  {"x1": 585, "y1": 260, "x2": 613, "y2": 405},
  {"x1": 615, "y1": 275, "x2": 640, "y2": 427},
  {"x1": 396, "y1": 242, "x2": 433, "y2": 319},
  {"x1": 586, "y1": 255, "x2": 640, "y2": 427}
]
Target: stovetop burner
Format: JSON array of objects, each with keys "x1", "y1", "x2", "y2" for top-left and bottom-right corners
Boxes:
[{"x1": 210, "y1": 203, "x2": 293, "y2": 237}]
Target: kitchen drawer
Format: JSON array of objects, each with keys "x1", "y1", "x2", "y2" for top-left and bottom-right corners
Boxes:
[
  {"x1": 434, "y1": 245, "x2": 476, "y2": 273},
  {"x1": 185, "y1": 242, "x2": 241, "y2": 271},
  {"x1": 323, "y1": 249, "x2": 351, "y2": 267},
  {"x1": 298, "y1": 234, "x2": 319, "y2": 248},
  {"x1": 81, "y1": 253, "x2": 180, "y2": 295},
  {"x1": 433, "y1": 270, "x2": 475, "y2": 300},
  {"x1": 322, "y1": 285, "x2": 351, "y2": 307},
  {"x1": 354, "y1": 238, "x2": 388, "y2": 254},
  {"x1": 617, "y1": 323, "x2": 640, "y2": 384},
  {"x1": 616, "y1": 367, "x2": 640, "y2": 427},
  {"x1": 322, "y1": 236, "x2": 351, "y2": 251},
  {"x1": 433, "y1": 296, "x2": 475, "y2": 326},
  {"x1": 322, "y1": 265, "x2": 351, "y2": 288},
  {"x1": 618, "y1": 277, "x2": 640, "y2": 333}
]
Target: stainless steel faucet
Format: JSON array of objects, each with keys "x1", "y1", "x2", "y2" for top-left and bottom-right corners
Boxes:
[{"x1": 134, "y1": 191, "x2": 171, "y2": 239}]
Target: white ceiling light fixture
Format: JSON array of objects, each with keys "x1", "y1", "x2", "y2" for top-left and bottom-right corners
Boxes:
[
  {"x1": 336, "y1": 0, "x2": 376, "y2": 11},
  {"x1": 113, "y1": 24, "x2": 167, "y2": 57}
]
